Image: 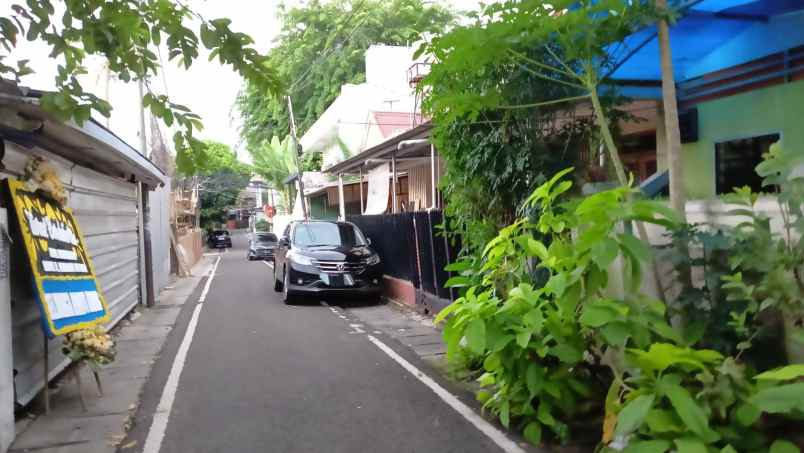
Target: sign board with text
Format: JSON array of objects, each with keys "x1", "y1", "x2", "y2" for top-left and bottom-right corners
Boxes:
[{"x1": 7, "y1": 179, "x2": 110, "y2": 336}]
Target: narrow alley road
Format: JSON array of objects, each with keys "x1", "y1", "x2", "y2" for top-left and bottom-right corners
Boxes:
[{"x1": 125, "y1": 232, "x2": 519, "y2": 453}]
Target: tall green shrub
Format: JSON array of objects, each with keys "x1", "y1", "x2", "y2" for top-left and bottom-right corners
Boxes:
[{"x1": 438, "y1": 165, "x2": 804, "y2": 451}]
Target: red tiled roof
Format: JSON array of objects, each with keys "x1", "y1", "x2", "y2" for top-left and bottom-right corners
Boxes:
[{"x1": 371, "y1": 111, "x2": 425, "y2": 138}]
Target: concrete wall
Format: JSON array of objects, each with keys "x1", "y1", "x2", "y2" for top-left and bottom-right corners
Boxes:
[
  {"x1": 667, "y1": 80, "x2": 804, "y2": 199},
  {"x1": 177, "y1": 230, "x2": 202, "y2": 270},
  {"x1": 2, "y1": 142, "x2": 143, "y2": 406},
  {"x1": 149, "y1": 180, "x2": 172, "y2": 293},
  {"x1": 627, "y1": 197, "x2": 796, "y2": 303}
]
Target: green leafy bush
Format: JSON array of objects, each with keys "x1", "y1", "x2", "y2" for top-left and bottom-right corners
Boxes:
[
  {"x1": 438, "y1": 163, "x2": 804, "y2": 451},
  {"x1": 437, "y1": 169, "x2": 681, "y2": 444}
]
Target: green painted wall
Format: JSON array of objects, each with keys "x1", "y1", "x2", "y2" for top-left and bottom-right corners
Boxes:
[
  {"x1": 678, "y1": 80, "x2": 804, "y2": 199},
  {"x1": 309, "y1": 194, "x2": 338, "y2": 220}
]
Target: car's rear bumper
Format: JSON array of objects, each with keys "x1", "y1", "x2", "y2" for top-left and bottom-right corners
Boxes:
[
  {"x1": 286, "y1": 282, "x2": 382, "y2": 297},
  {"x1": 250, "y1": 252, "x2": 274, "y2": 259}
]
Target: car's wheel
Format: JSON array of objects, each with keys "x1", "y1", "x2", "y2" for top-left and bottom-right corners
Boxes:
[
  {"x1": 273, "y1": 264, "x2": 283, "y2": 292},
  {"x1": 282, "y1": 268, "x2": 294, "y2": 305}
]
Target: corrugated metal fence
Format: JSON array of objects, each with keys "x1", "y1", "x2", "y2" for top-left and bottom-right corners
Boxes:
[
  {"x1": 348, "y1": 210, "x2": 458, "y2": 312},
  {"x1": 3, "y1": 142, "x2": 142, "y2": 406}
]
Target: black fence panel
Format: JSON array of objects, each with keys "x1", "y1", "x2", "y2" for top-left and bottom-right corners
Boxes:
[
  {"x1": 413, "y1": 212, "x2": 435, "y2": 295},
  {"x1": 427, "y1": 210, "x2": 455, "y2": 300},
  {"x1": 348, "y1": 213, "x2": 419, "y2": 286},
  {"x1": 349, "y1": 210, "x2": 460, "y2": 310}
]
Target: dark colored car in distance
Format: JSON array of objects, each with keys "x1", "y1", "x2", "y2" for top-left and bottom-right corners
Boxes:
[
  {"x1": 207, "y1": 229, "x2": 232, "y2": 249},
  {"x1": 248, "y1": 232, "x2": 278, "y2": 261},
  {"x1": 273, "y1": 220, "x2": 382, "y2": 304}
]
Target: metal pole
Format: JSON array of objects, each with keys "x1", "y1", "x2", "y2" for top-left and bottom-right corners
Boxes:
[
  {"x1": 359, "y1": 165, "x2": 364, "y2": 214},
  {"x1": 136, "y1": 183, "x2": 148, "y2": 304},
  {"x1": 430, "y1": 144, "x2": 437, "y2": 210},
  {"x1": 286, "y1": 96, "x2": 309, "y2": 220},
  {"x1": 142, "y1": 189, "x2": 156, "y2": 307},
  {"x1": 391, "y1": 151, "x2": 397, "y2": 214},
  {"x1": 412, "y1": 216, "x2": 423, "y2": 307},
  {"x1": 42, "y1": 332, "x2": 49, "y2": 414},
  {"x1": 138, "y1": 80, "x2": 148, "y2": 158},
  {"x1": 338, "y1": 173, "x2": 346, "y2": 220}
]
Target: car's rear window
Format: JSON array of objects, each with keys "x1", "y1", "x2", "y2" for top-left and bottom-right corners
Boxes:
[
  {"x1": 257, "y1": 233, "x2": 277, "y2": 243},
  {"x1": 212, "y1": 230, "x2": 228, "y2": 235}
]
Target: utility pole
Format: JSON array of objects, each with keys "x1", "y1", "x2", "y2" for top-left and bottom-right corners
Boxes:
[
  {"x1": 137, "y1": 79, "x2": 155, "y2": 307},
  {"x1": 286, "y1": 96, "x2": 309, "y2": 220},
  {"x1": 138, "y1": 80, "x2": 148, "y2": 158}
]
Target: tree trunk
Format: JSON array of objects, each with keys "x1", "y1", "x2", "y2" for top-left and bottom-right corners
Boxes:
[
  {"x1": 589, "y1": 87, "x2": 628, "y2": 186},
  {"x1": 656, "y1": 0, "x2": 686, "y2": 220},
  {"x1": 657, "y1": 0, "x2": 692, "y2": 303},
  {"x1": 589, "y1": 85, "x2": 667, "y2": 302}
]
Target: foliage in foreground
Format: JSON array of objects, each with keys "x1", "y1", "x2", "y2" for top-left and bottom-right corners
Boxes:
[{"x1": 437, "y1": 147, "x2": 804, "y2": 451}]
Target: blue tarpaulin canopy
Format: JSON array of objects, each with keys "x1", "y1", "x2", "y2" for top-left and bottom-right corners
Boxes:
[{"x1": 609, "y1": 0, "x2": 804, "y2": 83}]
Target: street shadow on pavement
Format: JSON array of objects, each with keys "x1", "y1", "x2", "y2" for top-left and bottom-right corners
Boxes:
[{"x1": 293, "y1": 295, "x2": 386, "y2": 308}]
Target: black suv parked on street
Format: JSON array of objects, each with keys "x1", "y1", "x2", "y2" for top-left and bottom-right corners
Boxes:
[
  {"x1": 207, "y1": 229, "x2": 232, "y2": 248},
  {"x1": 273, "y1": 221, "x2": 382, "y2": 304}
]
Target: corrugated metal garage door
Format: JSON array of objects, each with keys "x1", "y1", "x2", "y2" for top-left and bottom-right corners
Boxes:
[{"x1": 3, "y1": 142, "x2": 142, "y2": 406}]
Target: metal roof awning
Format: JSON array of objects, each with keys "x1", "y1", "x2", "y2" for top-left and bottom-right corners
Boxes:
[
  {"x1": 609, "y1": 0, "x2": 804, "y2": 97},
  {"x1": 324, "y1": 122, "x2": 433, "y2": 175},
  {"x1": 0, "y1": 85, "x2": 166, "y2": 189}
]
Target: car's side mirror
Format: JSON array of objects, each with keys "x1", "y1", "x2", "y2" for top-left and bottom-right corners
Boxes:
[{"x1": 279, "y1": 237, "x2": 290, "y2": 247}]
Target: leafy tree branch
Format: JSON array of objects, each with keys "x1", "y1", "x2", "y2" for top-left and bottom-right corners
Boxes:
[{"x1": 1, "y1": 0, "x2": 283, "y2": 175}]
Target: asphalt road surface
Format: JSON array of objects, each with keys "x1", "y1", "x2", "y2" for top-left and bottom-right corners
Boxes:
[{"x1": 125, "y1": 232, "x2": 517, "y2": 453}]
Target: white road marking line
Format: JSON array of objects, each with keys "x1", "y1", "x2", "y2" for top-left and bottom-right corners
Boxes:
[
  {"x1": 198, "y1": 256, "x2": 222, "y2": 303},
  {"x1": 349, "y1": 323, "x2": 366, "y2": 334},
  {"x1": 366, "y1": 335, "x2": 527, "y2": 453},
  {"x1": 142, "y1": 255, "x2": 220, "y2": 453},
  {"x1": 262, "y1": 260, "x2": 274, "y2": 269}
]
